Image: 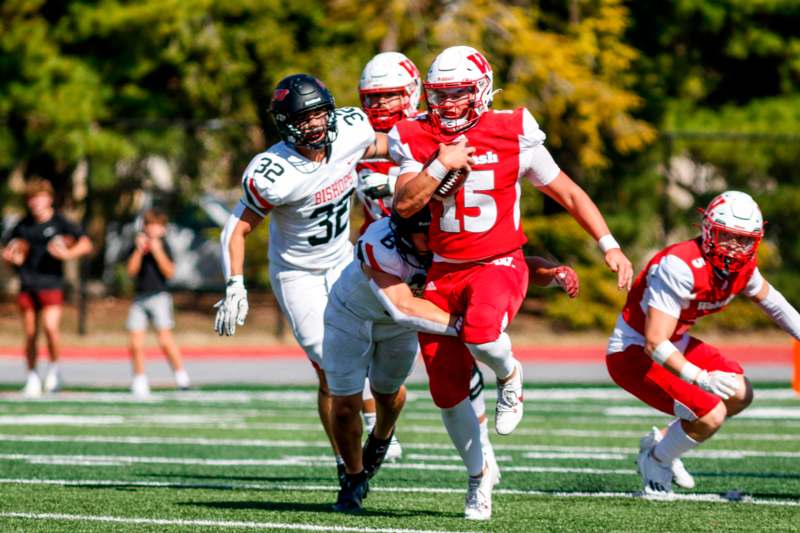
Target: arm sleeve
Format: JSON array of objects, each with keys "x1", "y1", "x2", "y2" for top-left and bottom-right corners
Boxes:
[
  {"x1": 367, "y1": 278, "x2": 457, "y2": 336},
  {"x1": 519, "y1": 108, "x2": 560, "y2": 187},
  {"x1": 756, "y1": 283, "x2": 800, "y2": 340},
  {"x1": 643, "y1": 255, "x2": 694, "y2": 318},
  {"x1": 388, "y1": 124, "x2": 423, "y2": 175},
  {"x1": 219, "y1": 201, "x2": 247, "y2": 280},
  {"x1": 744, "y1": 267, "x2": 764, "y2": 297}
]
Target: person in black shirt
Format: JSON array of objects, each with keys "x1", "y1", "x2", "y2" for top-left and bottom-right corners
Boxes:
[
  {"x1": 1, "y1": 179, "x2": 93, "y2": 397},
  {"x1": 126, "y1": 208, "x2": 190, "y2": 397}
]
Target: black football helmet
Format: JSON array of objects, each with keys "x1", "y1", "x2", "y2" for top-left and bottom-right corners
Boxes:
[
  {"x1": 270, "y1": 74, "x2": 337, "y2": 149},
  {"x1": 390, "y1": 206, "x2": 432, "y2": 270}
]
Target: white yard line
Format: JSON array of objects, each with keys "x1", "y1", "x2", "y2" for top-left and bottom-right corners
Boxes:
[
  {"x1": 0, "y1": 434, "x2": 797, "y2": 459},
  {"x1": 1, "y1": 388, "x2": 795, "y2": 404},
  {"x1": 605, "y1": 406, "x2": 800, "y2": 419},
  {"x1": 0, "y1": 512, "x2": 473, "y2": 533},
  {"x1": 1, "y1": 479, "x2": 798, "y2": 508}
]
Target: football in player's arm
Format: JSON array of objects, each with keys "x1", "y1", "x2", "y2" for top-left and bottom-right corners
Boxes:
[{"x1": 606, "y1": 191, "x2": 800, "y2": 497}]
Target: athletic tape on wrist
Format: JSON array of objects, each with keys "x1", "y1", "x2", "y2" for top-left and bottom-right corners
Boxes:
[
  {"x1": 598, "y1": 234, "x2": 620, "y2": 253},
  {"x1": 228, "y1": 275, "x2": 244, "y2": 286},
  {"x1": 679, "y1": 362, "x2": 702, "y2": 384},
  {"x1": 651, "y1": 339, "x2": 677, "y2": 365},
  {"x1": 425, "y1": 158, "x2": 448, "y2": 182}
]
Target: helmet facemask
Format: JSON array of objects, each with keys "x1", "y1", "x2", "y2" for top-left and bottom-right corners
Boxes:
[
  {"x1": 701, "y1": 218, "x2": 762, "y2": 273},
  {"x1": 390, "y1": 208, "x2": 432, "y2": 270},
  {"x1": 424, "y1": 79, "x2": 489, "y2": 133},
  {"x1": 281, "y1": 106, "x2": 337, "y2": 150},
  {"x1": 360, "y1": 86, "x2": 414, "y2": 132},
  {"x1": 700, "y1": 191, "x2": 764, "y2": 274}
]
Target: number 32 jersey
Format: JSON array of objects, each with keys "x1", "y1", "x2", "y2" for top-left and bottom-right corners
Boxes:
[
  {"x1": 388, "y1": 109, "x2": 560, "y2": 261},
  {"x1": 239, "y1": 107, "x2": 376, "y2": 271}
]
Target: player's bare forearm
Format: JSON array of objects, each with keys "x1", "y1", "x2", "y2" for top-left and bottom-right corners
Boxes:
[
  {"x1": 222, "y1": 206, "x2": 262, "y2": 279},
  {"x1": 394, "y1": 171, "x2": 440, "y2": 217},
  {"x1": 540, "y1": 172, "x2": 610, "y2": 240},
  {"x1": 644, "y1": 306, "x2": 686, "y2": 376},
  {"x1": 363, "y1": 133, "x2": 389, "y2": 159},
  {"x1": 525, "y1": 256, "x2": 559, "y2": 286}
]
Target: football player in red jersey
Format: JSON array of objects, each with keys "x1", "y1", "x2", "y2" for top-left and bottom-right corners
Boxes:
[
  {"x1": 356, "y1": 51, "x2": 504, "y2": 471},
  {"x1": 356, "y1": 51, "x2": 422, "y2": 234},
  {"x1": 606, "y1": 191, "x2": 800, "y2": 497},
  {"x1": 389, "y1": 45, "x2": 633, "y2": 519}
]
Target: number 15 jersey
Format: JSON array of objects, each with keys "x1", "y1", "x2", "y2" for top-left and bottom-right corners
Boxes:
[
  {"x1": 239, "y1": 107, "x2": 376, "y2": 271},
  {"x1": 388, "y1": 108, "x2": 560, "y2": 262}
]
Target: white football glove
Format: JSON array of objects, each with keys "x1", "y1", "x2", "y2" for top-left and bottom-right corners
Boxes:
[
  {"x1": 695, "y1": 370, "x2": 740, "y2": 400},
  {"x1": 357, "y1": 171, "x2": 395, "y2": 199},
  {"x1": 213, "y1": 276, "x2": 249, "y2": 336}
]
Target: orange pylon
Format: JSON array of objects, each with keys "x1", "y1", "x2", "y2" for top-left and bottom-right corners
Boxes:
[{"x1": 793, "y1": 340, "x2": 800, "y2": 396}]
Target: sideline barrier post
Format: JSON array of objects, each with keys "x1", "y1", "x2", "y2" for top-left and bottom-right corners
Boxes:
[{"x1": 793, "y1": 340, "x2": 800, "y2": 396}]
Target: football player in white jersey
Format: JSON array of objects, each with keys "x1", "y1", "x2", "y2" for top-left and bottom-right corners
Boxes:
[
  {"x1": 214, "y1": 73, "x2": 390, "y2": 481},
  {"x1": 325, "y1": 205, "x2": 580, "y2": 513}
]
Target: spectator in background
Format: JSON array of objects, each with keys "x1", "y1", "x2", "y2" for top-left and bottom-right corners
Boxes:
[
  {"x1": 126, "y1": 208, "x2": 190, "y2": 398},
  {"x1": 1, "y1": 178, "x2": 93, "y2": 397}
]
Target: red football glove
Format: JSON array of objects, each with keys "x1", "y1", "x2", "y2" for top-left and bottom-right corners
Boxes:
[{"x1": 553, "y1": 265, "x2": 579, "y2": 298}]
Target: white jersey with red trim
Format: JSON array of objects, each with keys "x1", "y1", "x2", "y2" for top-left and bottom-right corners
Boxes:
[
  {"x1": 388, "y1": 109, "x2": 560, "y2": 261},
  {"x1": 329, "y1": 217, "x2": 427, "y2": 324},
  {"x1": 238, "y1": 107, "x2": 375, "y2": 271}
]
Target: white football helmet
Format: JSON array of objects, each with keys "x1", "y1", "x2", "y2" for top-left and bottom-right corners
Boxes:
[
  {"x1": 424, "y1": 45, "x2": 494, "y2": 133},
  {"x1": 701, "y1": 190, "x2": 764, "y2": 272},
  {"x1": 359, "y1": 52, "x2": 421, "y2": 132}
]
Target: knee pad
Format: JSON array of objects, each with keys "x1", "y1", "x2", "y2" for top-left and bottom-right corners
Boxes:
[{"x1": 466, "y1": 332, "x2": 515, "y2": 378}]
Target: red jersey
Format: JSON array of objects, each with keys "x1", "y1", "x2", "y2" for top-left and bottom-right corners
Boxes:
[
  {"x1": 622, "y1": 238, "x2": 760, "y2": 340},
  {"x1": 388, "y1": 109, "x2": 559, "y2": 261}
]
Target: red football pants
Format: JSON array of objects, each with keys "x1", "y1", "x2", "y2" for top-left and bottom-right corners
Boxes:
[
  {"x1": 419, "y1": 249, "x2": 528, "y2": 408},
  {"x1": 606, "y1": 337, "x2": 744, "y2": 420}
]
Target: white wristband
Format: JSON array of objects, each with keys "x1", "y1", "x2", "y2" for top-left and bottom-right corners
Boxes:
[
  {"x1": 651, "y1": 339, "x2": 677, "y2": 365},
  {"x1": 598, "y1": 234, "x2": 620, "y2": 253},
  {"x1": 425, "y1": 158, "x2": 448, "y2": 182},
  {"x1": 679, "y1": 361, "x2": 702, "y2": 384}
]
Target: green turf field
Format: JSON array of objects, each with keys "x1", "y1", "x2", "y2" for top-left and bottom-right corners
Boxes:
[{"x1": 0, "y1": 383, "x2": 798, "y2": 532}]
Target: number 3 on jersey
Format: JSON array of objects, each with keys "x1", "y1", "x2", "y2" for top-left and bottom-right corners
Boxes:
[
  {"x1": 308, "y1": 191, "x2": 352, "y2": 246},
  {"x1": 439, "y1": 170, "x2": 497, "y2": 233}
]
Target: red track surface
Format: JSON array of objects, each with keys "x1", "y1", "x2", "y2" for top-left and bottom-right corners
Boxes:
[{"x1": 0, "y1": 344, "x2": 792, "y2": 363}]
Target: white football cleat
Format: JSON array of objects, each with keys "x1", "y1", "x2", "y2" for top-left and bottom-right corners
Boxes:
[
  {"x1": 640, "y1": 426, "x2": 696, "y2": 489},
  {"x1": 131, "y1": 374, "x2": 151, "y2": 399},
  {"x1": 464, "y1": 458, "x2": 496, "y2": 520},
  {"x1": 637, "y1": 445, "x2": 674, "y2": 498},
  {"x1": 385, "y1": 433, "x2": 402, "y2": 463},
  {"x1": 43, "y1": 366, "x2": 61, "y2": 394},
  {"x1": 22, "y1": 372, "x2": 42, "y2": 398},
  {"x1": 495, "y1": 360, "x2": 523, "y2": 435}
]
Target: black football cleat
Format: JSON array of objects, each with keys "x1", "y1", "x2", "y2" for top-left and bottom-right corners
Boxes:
[
  {"x1": 362, "y1": 429, "x2": 393, "y2": 480},
  {"x1": 333, "y1": 471, "x2": 369, "y2": 513},
  {"x1": 336, "y1": 461, "x2": 347, "y2": 488}
]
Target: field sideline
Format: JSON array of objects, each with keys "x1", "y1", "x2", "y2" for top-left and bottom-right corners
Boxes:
[{"x1": 0, "y1": 383, "x2": 798, "y2": 532}]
